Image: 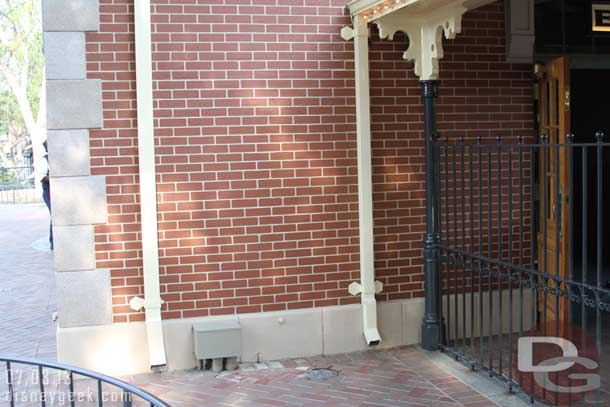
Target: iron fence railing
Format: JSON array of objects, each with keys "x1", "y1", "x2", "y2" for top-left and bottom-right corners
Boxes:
[
  {"x1": 0, "y1": 166, "x2": 35, "y2": 190},
  {"x1": 0, "y1": 166, "x2": 37, "y2": 204},
  {"x1": 437, "y1": 134, "x2": 610, "y2": 406},
  {"x1": 0, "y1": 357, "x2": 171, "y2": 407}
]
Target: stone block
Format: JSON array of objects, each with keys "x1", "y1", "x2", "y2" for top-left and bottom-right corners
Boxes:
[
  {"x1": 55, "y1": 269, "x2": 113, "y2": 328},
  {"x1": 47, "y1": 130, "x2": 90, "y2": 177},
  {"x1": 44, "y1": 32, "x2": 86, "y2": 80},
  {"x1": 53, "y1": 225, "x2": 95, "y2": 272},
  {"x1": 43, "y1": 0, "x2": 99, "y2": 32},
  {"x1": 322, "y1": 305, "x2": 367, "y2": 354},
  {"x1": 47, "y1": 80, "x2": 103, "y2": 130},
  {"x1": 378, "y1": 300, "x2": 404, "y2": 348},
  {"x1": 51, "y1": 175, "x2": 107, "y2": 226},
  {"x1": 238, "y1": 309, "x2": 323, "y2": 362}
]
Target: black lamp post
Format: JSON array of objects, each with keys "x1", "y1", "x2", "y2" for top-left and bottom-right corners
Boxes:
[{"x1": 420, "y1": 80, "x2": 443, "y2": 351}]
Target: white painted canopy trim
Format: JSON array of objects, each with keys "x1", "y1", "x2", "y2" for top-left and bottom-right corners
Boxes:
[{"x1": 346, "y1": 0, "x2": 495, "y2": 81}]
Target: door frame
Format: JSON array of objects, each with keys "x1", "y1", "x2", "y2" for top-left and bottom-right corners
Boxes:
[{"x1": 535, "y1": 56, "x2": 571, "y2": 327}]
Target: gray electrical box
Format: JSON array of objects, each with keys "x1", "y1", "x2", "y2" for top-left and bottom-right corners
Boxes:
[{"x1": 193, "y1": 320, "x2": 241, "y2": 360}]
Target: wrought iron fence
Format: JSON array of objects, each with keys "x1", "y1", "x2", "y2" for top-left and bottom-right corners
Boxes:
[
  {"x1": 437, "y1": 134, "x2": 610, "y2": 406},
  {"x1": 0, "y1": 166, "x2": 37, "y2": 204},
  {"x1": 0, "y1": 357, "x2": 171, "y2": 407}
]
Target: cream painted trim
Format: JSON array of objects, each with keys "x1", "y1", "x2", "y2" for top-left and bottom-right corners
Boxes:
[
  {"x1": 347, "y1": 0, "x2": 494, "y2": 18},
  {"x1": 134, "y1": 0, "x2": 167, "y2": 368},
  {"x1": 375, "y1": 2, "x2": 467, "y2": 80},
  {"x1": 346, "y1": 0, "x2": 495, "y2": 81},
  {"x1": 342, "y1": 15, "x2": 382, "y2": 346}
]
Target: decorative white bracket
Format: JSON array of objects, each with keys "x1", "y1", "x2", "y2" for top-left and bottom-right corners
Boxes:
[
  {"x1": 348, "y1": 281, "x2": 384, "y2": 296},
  {"x1": 129, "y1": 296, "x2": 165, "y2": 312},
  {"x1": 371, "y1": 0, "x2": 495, "y2": 80},
  {"x1": 341, "y1": 26, "x2": 355, "y2": 41},
  {"x1": 129, "y1": 296, "x2": 146, "y2": 311}
]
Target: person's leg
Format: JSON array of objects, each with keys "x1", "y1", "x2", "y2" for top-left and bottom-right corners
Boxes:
[{"x1": 42, "y1": 188, "x2": 53, "y2": 249}]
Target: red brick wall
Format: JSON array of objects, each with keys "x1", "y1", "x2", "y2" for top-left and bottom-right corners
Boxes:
[{"x1": 86, "y1": 0, "x2": 533, "y2": 322}]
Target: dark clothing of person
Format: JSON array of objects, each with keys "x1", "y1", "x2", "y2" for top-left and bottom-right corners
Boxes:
[{"x1": 41, "y1": 154, "x2": 53, "y2": 249}]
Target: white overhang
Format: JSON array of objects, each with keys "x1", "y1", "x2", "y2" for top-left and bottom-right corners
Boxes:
[{"x1": 344, "y1": 0, "x2": 495, "y2": 80}]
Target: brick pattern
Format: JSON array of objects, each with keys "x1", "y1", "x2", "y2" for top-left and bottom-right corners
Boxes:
[
  {"x1": 0, "y1": 205, "x2": 57, "y2": 360},
  {"x1": 86, "y1": 0, "x2": 533, "y2": 322},
  {"x1": 0, "y1": 347, "x2": 503, "y2": 406},
  {"x1": 131, "y1": 347, "x2": 501, "y2": 406}
]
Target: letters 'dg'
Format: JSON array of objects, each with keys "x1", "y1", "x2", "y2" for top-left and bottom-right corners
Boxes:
[{"x1": 518, "y1": 336, "x2": 600, "y2": 395}]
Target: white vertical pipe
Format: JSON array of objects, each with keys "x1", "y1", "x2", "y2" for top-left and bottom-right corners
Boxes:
[
  {"x1": 353, "y1": 14, "x2": 381, "y2": 345},
  {"x1": 134, "y1": 0, "x2": 167, "y2": 368}
]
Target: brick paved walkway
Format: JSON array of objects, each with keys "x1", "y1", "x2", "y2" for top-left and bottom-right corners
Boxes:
[
  {"x1": 0, "y1": 204, "x2": 56, "y2": 360},
  {"x1": 125, "y1": 348, "x2": 500, "y2": 407}
]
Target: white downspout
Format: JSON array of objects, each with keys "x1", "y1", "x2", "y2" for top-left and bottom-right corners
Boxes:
[
  {"x1": 132, "y1": 0, "x2": 167, "y2": 369},
  {"x1": 342, "y1": 15, "x2": 383, "y2": 346}
]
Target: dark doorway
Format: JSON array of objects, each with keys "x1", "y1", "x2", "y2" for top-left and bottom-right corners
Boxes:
[{"x1": 570, "y1": 69, "x2": 610, "y2": 325}]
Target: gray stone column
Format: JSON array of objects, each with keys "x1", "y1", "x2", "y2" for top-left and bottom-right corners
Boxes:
[{"x1": 43, "y1": 0, "x2": 112, "y2": 328}]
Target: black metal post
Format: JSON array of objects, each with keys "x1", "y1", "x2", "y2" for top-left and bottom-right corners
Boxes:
[{"x1": 421, "y1": 80, "x2": 443, "y2": 351}]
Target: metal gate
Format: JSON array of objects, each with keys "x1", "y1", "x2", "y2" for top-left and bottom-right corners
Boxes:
[
  {"x1": 0, "y1": 165, "x2": 37, "y2": 203},
  {"x1": 437, "y1": 134, "x2": 610, "y2": 406}
]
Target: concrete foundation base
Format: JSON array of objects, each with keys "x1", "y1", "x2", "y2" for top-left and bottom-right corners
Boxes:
[
  {"x1": 57, "y1": 298, "x2": 424, "y2": 376},
  {"x1": 57, "y1": 290, "x2": 532, "y2": 376}
]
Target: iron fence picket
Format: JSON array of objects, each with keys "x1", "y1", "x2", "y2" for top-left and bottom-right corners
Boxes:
[
  {"x1": 453, "y1": 142, "x2": 459, "y2": 355},
  {"x1": 436, "y1": 135, "x2": 609, "y2": 405},
  {"x1": 497, "y1": 137, "x2": 504, "y2": 378},
  {"x1": 460, "y1": 138, "x2": 467, "y2": 354},
  {"x1": 507, "y1": 142, "x2": 514, "y2": 392},
  {"x1": 0, "y1": 166, "x2": 37, "y2": 204},
  {"x1": 487, "y1": 142, "x2": 493, "y2": 374},
  {"x1": 529, "y1": 140, "x2": 536, "y2": 405},
  {"x1": 477, "y1": 138, "x2": 484, "y2": 368},
  {"x1": 0, "y1": 357, "x2": 170, "y2": 406},
  {"x1": 469, "y1": 142, "x2": 475, "y2": 362}
]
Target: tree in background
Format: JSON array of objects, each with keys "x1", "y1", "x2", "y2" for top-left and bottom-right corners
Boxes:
[
  {"x1": 0, "y1": 87, "x2": 30, "y2": 167},
  {"x1": 0, "y1": 0, "x2": 45, "y2": 193}
]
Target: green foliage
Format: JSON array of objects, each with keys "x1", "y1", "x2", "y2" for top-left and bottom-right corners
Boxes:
[
  {"x1": 0, "y1": 87, "x2": 20, "y2": 133},
  {"x1": 0, "y1": 167, "x2": 16, "y2": 184},
  {"x1": 0, "y1": 0, "x2": 43, "y2": 132}
]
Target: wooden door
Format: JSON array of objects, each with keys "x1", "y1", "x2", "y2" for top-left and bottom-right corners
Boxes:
[{"x1": 537, "y1": 56, "x2": 570, "y2": 326}]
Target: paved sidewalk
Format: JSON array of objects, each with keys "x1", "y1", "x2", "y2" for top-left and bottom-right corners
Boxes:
[
  {"x1": 126, "y1": 348, "x2": 502, "y2": 407},
  {"x1": 0, "y1": 204, "x2": 56, "y2": 360}
]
